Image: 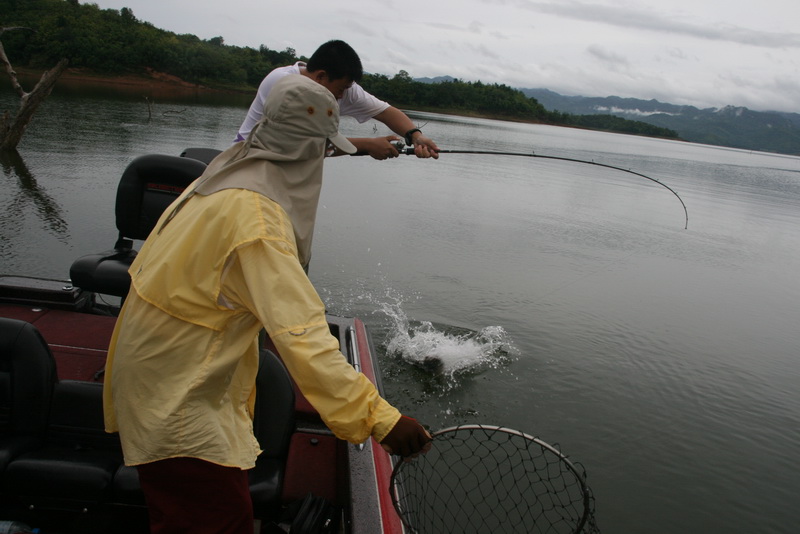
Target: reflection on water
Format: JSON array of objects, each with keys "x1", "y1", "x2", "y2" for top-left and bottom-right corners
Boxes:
[
  {"x1": 0, "y1": 150, "x2": 69, "y2": 254},
  {"x1": 13, "y1": 72, "x2": 255, "y2": 108}
]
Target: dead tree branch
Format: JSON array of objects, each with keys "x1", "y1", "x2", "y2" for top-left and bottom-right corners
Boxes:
[{"x1": 1, "y1": 27, "x2": 69, "y2": 151}]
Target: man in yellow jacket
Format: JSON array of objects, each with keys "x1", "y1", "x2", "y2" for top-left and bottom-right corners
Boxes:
[{"x1": 103, "y1": 74, "x2": 431, "y2": 534}]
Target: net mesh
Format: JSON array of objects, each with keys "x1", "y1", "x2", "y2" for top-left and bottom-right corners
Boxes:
[{"x1": 391, "y1": 425, "x2": 600, "y2": 534}]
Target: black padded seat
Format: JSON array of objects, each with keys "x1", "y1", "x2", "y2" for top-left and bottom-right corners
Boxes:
[
  {"x1": 249, "y1": 349, "x2": 296, "y2": 518},
  {"x1": 111, "y1": 464, "x2": 145, "y2": 506},
  {"x1": 69, "y1": 154, "x2": 207, "y2": 298},
  {"x1": 2, "y1": 320, "x2": 297, "y2": 518},
  {"x1": 180, "y1": 147, "x2": 222, "y2": 165},
  {"x1": 5, "y1": 380, "x2": 123, "y2": 512},
  {"x1": 108, "y1": 349, "x2": 297, "y2": 515},
  {"x1": 0, "y1": 435, "x2": 39, "y2": 473},
  {"x1": 0, "y1": 318, "x2": 57, "y2": 474}
]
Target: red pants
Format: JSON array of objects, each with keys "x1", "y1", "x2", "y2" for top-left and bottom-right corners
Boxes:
[{"x1": 137, "y1": 457, "x2": 254, "y2": 534}]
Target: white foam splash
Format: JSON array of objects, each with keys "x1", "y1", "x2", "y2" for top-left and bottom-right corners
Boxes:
[{"x1": 379, "y1": 300, "x2": 513, "y2": 377}]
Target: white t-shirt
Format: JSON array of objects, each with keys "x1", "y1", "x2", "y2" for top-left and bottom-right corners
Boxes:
[{"x1": 234, "y1": 62, "x2": 390, "y2": 142}]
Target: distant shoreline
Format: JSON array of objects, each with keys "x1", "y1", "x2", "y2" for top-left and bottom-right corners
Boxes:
[
  {"x1": 12, "y1": 67, "x2": 681, "y2": 142},
  {"x1": 16, "y1": 67, "x2": 244, "y2": 93},
  {"x1": 16, "y1": 67, "x2": 541, "y2": 123}
]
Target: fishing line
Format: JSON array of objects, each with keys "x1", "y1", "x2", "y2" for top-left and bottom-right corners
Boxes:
[{"x1": 389, "y1": 146, "x2": 689, "y2": 229}]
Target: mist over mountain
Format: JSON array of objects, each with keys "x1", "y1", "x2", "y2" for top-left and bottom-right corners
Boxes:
[
  {"x1": 414, "y1": 77, "x2": 799, "y2": 156},
  {"x1": 521, "y1": 89, "x2": 800, "y2": 156}
]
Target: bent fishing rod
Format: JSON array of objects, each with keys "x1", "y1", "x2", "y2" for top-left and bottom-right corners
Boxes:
[{"x1": 357, "y1": 143, "x2": 689, "y2": 229}]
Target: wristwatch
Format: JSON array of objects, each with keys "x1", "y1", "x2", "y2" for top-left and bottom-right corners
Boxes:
[{"x1": 404, "y1": 128, "x2": 422, "y2": 146}]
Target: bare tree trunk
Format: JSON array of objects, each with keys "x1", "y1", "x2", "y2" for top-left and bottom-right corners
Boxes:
[{"x1": 1, "y1": 29, "x2": 69, "y2": 151}]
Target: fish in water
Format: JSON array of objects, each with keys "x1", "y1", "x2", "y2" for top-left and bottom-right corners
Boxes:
[{"x1": 418, "y1": 355, "x2": 444, "y2": 374}]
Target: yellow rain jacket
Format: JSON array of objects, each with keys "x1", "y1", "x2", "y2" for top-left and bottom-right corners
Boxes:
[{"x1": 103, "y1": 75, "x2": 401, "y2": 468}]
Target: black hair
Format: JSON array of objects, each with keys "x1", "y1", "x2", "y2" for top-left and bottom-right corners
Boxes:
[{"x1": 306, "y1": 40, "x2": 363, "y2": 82}]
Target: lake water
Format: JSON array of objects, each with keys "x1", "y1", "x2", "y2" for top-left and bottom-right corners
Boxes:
[{"x1": 2, "y1": 84, "x2": 800, "y2": 534}]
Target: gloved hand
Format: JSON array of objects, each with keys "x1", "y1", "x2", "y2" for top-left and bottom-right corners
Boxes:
[{"x1": 380, "y1": 415, "x2": 432, "y2": 458}]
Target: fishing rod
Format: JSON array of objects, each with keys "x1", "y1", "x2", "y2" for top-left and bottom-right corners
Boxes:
[{"x1": 370, "y1": 143, "x2": 689, "y2": 229}]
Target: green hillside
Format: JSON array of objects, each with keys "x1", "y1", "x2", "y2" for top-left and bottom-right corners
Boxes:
[{"x1": 1, "y1": 0, "x2": 678, "y2": 140}]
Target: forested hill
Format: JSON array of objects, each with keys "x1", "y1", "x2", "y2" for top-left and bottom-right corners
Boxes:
[
  {"x1": 357, "y1": 71, "x2": 678, "y2": 139},
  {"x1": 0, "y1": 0, "x2": 296, "y2": 89},
  {"x1": 1, "y1": 0, "x2": 677, "y2": 141},
  {"x1": 523, "y1": 89, "x2": 800, "y2": 156}
]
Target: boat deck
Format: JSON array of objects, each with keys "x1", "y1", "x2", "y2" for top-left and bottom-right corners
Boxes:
[
  {"x1": 0, "y1": 303, "x2": 114, "y2": 382},
  {"x1": 0, "y1": 277, "x2": 402, "y2": 533}
]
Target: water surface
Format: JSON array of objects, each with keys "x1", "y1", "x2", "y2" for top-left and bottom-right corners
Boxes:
[{"x1": 2, "y1": 87, "x2": 799, "y2": 534}]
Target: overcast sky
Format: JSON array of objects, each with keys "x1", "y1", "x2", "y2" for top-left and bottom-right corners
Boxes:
[{"x1": 89, "y1": 0, "x2": 799, "y2": 113}]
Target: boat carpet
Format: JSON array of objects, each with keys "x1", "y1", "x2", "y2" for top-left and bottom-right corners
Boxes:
[
  {"x1": 0, "y1": 303, "x2": 114, "y2": 382},
  {"x1": 2, "y1": 302, "x2": 325, "y2": 423}
]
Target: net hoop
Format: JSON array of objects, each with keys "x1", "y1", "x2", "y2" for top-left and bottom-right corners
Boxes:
[{"x1": 390, "y1": 424, "x2": 593, "y2": 534}]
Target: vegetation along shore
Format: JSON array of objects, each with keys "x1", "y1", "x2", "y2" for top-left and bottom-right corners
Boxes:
[{"x1": 2, "y1": 0, "x2": 725, "y2": 145}]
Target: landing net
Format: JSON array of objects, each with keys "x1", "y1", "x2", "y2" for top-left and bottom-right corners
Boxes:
[{"x1": 390, "y1": 424, "x2": 600, "y2": 534}]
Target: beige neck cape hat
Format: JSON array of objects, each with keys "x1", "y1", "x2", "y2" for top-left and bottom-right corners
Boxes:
[{"x1": 161, "y1": 74, "x2": 356, "y2": 267}]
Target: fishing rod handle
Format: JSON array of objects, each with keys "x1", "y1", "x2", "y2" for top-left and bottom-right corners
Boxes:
[
  {"x1": 391, "y1": 140, "x2": 423, "y2": 155},
  {"x1": 351, "y1": 140, "x2": 415, "y2": 156}
]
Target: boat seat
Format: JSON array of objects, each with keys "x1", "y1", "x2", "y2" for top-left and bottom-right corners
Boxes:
[
  {"x1": 107, "y1": 348, "x2": 297, "y2": 516},
  {"x1": 69, "y1": 154, "x2": 207, "y2": 298},
  {"x1": 111, "y1": 464, "x2": 145, "y2": 506},
  {"x1": 103, "y1": 348, "x2": 296, "y2": 515},
  {"x1": 4, "y1": 379, "x2": 123, "y2": 513},
  {"x1": 249, "y1": 348, "x2": 296, "y2": 518},
  {"x1": 0, "y1": 318, "x2": 58, "y2": 476},
  {"x1": 180, "y1": 147, "x2": 222, "y2": 165},
  {"x1": 1, "y1": 319, "x2": 296, "y2": 519},
  {"x1": 85, "y1": 348, "x2": 296, "y2": 517}
]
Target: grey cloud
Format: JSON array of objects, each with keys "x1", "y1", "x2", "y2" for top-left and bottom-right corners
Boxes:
[
  {"x1": 427, "y1": 22, "x2": 468, "y2": 32},
  {"x1": 342, "y1": 18, "x2": 379, "y2": 38},
  {"x1": 426, "y1": 21, "x2": 487, "y2": 35},
  {"x1": 587, "y1": 45, "x2": 630, "y2": 67},
  {"x1": 470, "y1": 42, "x2": 502, "y2": 59},
  {"x1": 469, "y1": 21, "x2": 484, "y2": 34},
  {"x1": 516, "y1": 0, "x2": 800, "y2": 48}
]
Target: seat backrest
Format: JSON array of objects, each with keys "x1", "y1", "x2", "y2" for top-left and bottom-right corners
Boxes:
[
  {"x1": 252, "y1": 349, "x2": 296, "y2": 459},
  {"x1": 48, "y1": 380, "x2": 120, "y2": 450},
  {"x1": 115, "y1": 154, "x2": 207, "y2": 241},
  {"x1": 180, "y1": 147, "x2": 223, "y2": 165},
  {"x1": 0, "y1": 318, "x2": 57, "y2": 438}
]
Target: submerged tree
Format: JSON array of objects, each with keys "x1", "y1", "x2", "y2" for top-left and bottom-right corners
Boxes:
[{"x1": 1, "y1": 26, "x2": 68, "y2": 151}]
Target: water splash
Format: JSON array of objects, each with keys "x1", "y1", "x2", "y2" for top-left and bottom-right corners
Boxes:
[
  {"x1": 379, "y1": 299, "x2": 515, "y2": 380},
  {"x1": 316, "y1": 278, "x2": 517, "y2": 392}
]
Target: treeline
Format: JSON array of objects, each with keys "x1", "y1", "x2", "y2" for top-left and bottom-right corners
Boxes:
[
  {"x1": 360, "y1": 72, "x2": 680, "y2": 138},
  {"x1": 0, "y1": 0, "x2": 296, "y2": 89},
  {"x1": 1, "y1": 0, "x2": 679, "y2": 139}
]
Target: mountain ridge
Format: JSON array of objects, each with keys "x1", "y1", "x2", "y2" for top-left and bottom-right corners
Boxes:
[
  {"x1": 518, "y1": 89, "x2": 800, "y2": 156},
  {"x1": 415, "y1": 77, "x2": 799, "y2": 155}
]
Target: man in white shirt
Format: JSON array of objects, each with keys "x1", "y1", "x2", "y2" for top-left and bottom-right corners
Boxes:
[{"x1": 235, "y1": 40, "x2": 439, "y2": 160}]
